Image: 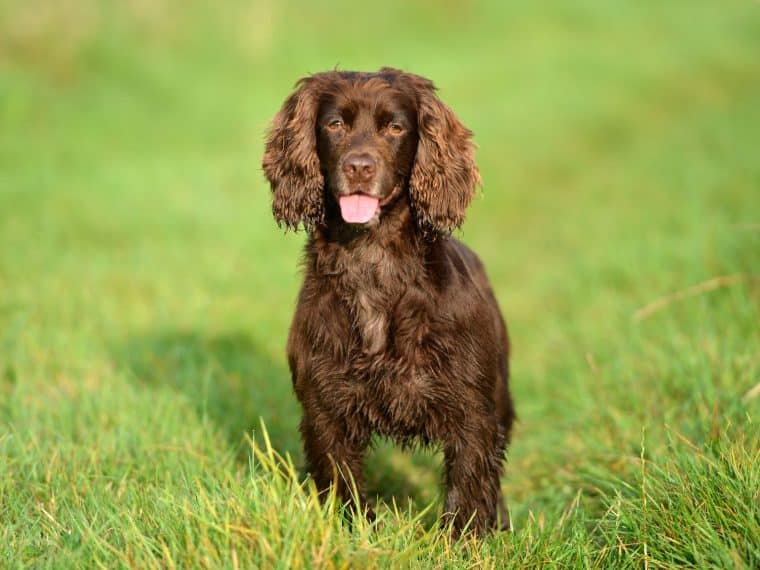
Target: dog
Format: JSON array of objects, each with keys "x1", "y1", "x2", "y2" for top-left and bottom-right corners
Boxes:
[{"x1": 262, "y1": 68, "x2": 515, "y2": 535}]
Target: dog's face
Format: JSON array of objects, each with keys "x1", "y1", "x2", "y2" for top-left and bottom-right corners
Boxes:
[
  {"x1": 316, "y1": 81, "x2": 418, "y2": 226},
  {"x1": 263, "y1": 68, "x2": 481, "y2": 235}
]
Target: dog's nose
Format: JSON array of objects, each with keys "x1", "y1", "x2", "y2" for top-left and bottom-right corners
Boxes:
[{"x1": 342, "y1": 153, "x2": 377, "y2": 183}]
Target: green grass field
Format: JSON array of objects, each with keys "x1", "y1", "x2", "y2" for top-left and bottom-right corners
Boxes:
[{"x1": 1, "y1": 1, "x2": 759, "y2": 567}]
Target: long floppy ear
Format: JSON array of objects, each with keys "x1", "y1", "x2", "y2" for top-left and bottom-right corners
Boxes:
[
  {"x1": 407, "y1": 76, "x2": 481, "y2": 235},
  {"x1": 262, "y1": 78, "x2": 324, "y2": 231}
]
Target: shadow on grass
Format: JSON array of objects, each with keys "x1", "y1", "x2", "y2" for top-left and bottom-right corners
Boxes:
[
  {"x1": 115, "y1": 330, "x2": 444, "y2": 520},
  {"x1": 365, "y1": 441, "x2": 443, "y2": 526},
  {"x1": 115, "y1": 331, "x2": 302, "y2": 460}
]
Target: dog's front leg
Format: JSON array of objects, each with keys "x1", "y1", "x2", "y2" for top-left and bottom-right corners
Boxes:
[
  {"x1": 300, "y1": 407, "x2": 374, "y2": 522},
  {"x1": 442, "y1": 418, "x2": 505, "y2": 536}
]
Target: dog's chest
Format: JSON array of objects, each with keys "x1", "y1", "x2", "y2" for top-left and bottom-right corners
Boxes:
[
  {"x1": 355, "y1": 291, "x2": 388, "y2": 355},
  {"x1": 368, "y1": 371, "x2": 445, "y2": 441},
  {"x1": 318, "y1": 243, "x2": 450, "y2": 439},
  {"x1": 348, "y1": 299, "x2": 447, "y2": 440},
  {"x1": 329, "y1": 363, "x2": 443, "y2": 442},
  {"x1": 340, "y1": 248, "x2": 408, "y2": 355}
]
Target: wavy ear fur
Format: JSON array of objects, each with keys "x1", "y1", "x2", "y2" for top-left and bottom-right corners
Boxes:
[
  {"x1": 406, "y1": 74, "x2": 481, "y2": 236},
  {"x1": 262, "y1": 78, "x2": 324, "y2": 231}
]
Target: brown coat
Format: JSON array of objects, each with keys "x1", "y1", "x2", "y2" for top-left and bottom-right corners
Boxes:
[{"x1": 263, "y1": 69, "x2": 515, "y2": 535}]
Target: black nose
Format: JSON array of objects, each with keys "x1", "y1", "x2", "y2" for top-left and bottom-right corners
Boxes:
[{"x1": 341, "y1": 153, "x2": 377, "y2": 183}]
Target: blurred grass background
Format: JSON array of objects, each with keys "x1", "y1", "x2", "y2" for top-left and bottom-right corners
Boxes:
[{"x1": 1, "y1": 0, "x2": 759, "y2": 567}]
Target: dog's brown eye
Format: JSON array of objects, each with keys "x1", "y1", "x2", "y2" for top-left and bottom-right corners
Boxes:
[
  {"x1": 387, "y1": 123, "x2": 404, "y2": 135},
  {"x1": 326, "y1": 119, "x2": 344, "y2": 131}
]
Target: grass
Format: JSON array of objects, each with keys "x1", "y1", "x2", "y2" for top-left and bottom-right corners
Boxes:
[{"x1": 1, "y1": 0, "x2": 759, "y2": 567}]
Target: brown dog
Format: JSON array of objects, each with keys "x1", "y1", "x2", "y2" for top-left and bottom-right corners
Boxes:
[{"x1": 262, "y1": 68, "x2": 515, "y2": 535}]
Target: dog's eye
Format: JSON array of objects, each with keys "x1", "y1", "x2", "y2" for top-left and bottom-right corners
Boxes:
[
  {"x1": 387, "y1": 122, "x2": 404, "y2": 135},
  {"x1": 326, "y1": 119, "x2": 344, "y2": 131}
]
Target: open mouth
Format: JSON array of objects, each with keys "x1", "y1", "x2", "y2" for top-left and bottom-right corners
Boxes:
[
  {"x1": 338, "y1": 193, "x2": 380, "y2": 224},
  {"x1": 338, "y1": 185, "x2": 402, "y2": 225}
]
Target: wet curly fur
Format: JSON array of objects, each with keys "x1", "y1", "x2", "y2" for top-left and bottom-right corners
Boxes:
[{"x1": 262, "y1": 68, "x2": 515, "y2": 535}]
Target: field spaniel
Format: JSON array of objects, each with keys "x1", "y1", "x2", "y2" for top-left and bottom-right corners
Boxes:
[{"x1": 262, "y1": 68, "x2": 515, "y2": 535}]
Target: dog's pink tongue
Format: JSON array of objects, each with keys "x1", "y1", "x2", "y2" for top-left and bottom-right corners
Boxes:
[{"x1": 339, "y1": 194, "x2": 379, "y2": 224}]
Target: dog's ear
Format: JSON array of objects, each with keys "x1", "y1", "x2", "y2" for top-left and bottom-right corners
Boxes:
[
  {"x1": 406, "y1": 74, "x2": 481, "y2": 235},
  {"x1": 262, "y1": 77, "x2": 324, "y2": 231}
]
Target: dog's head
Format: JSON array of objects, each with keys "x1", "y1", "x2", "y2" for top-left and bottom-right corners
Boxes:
[{"x1": 262, "y1": 68, "x2": 481, "y2": 236}]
